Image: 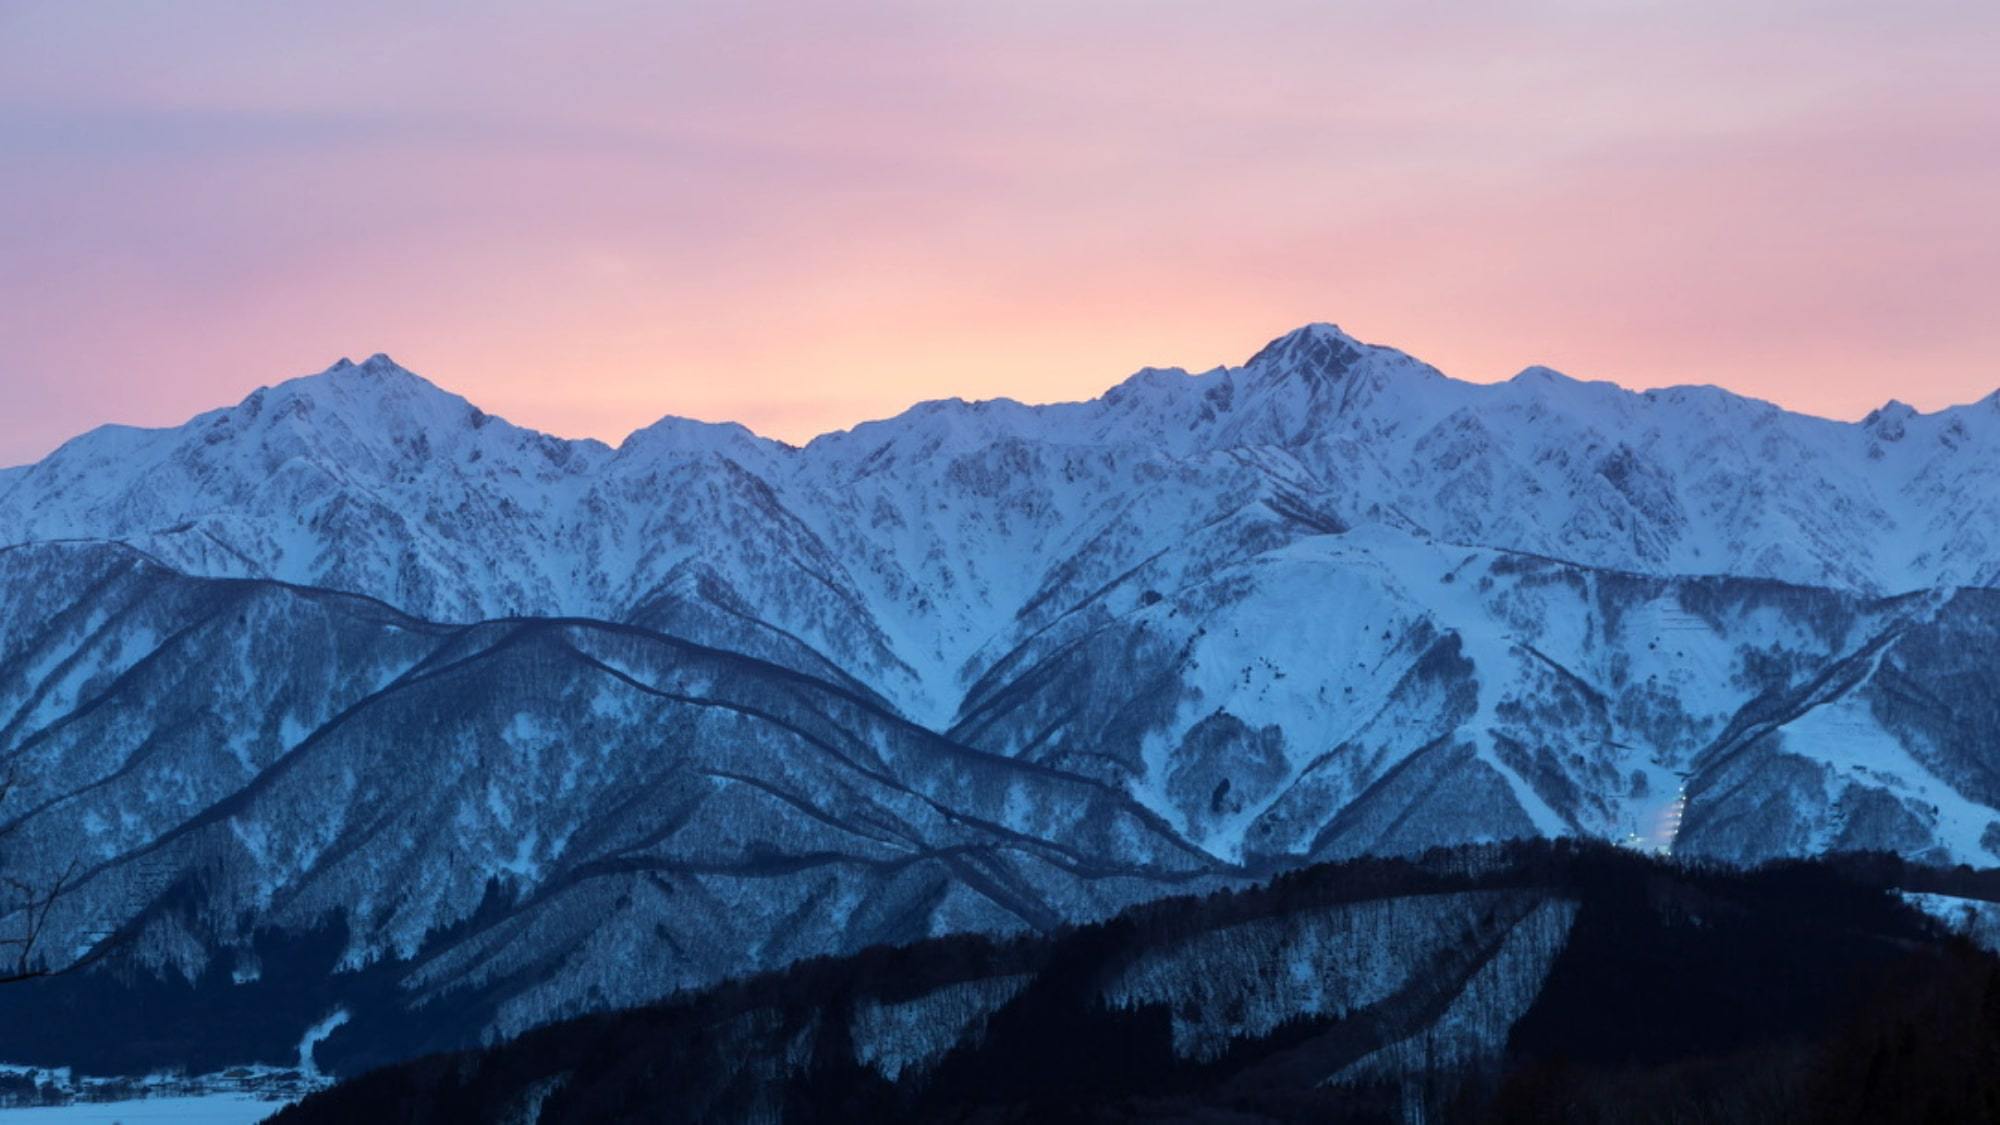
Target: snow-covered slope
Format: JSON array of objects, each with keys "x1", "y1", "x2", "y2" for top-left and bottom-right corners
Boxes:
[
  {"x1": 272, "y1": 840, "x2": 1984, "y2": 1125},
  {"x1": 5, "y1": 324, "x2": 2000, "y2": 1074},
  {"x1": 11, "y1": 327, "x2": 2000, "y2": 720},
  {"x1": 0, "y1": 540, "x2": 1218, "y2": 1070}
]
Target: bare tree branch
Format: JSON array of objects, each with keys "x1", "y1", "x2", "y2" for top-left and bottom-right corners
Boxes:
[{"x1": 0, "y1": 772, "x2": 131, "y2": 983}]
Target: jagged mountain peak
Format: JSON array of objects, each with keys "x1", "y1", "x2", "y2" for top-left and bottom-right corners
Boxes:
[
  {"x1": 190, "y1": 357, "x2": 548, "y2": 475},
  {"x1": 1863, "y1": 399, "x2": 1918, "y2": 442},
  {"x1": 177, "y1": 353, "x2": 495, "y2": 450},
  {"x1": 1509, "y1": 364, "x2": 1579, "y2": 386},
  {"x1": 224, "y1": 355, "x2": 623, "y2": 470},
  {"x1": 1636, "y1": 381, "x2": 1785, "y2": 414},
  {"x1": 1241, "y1": 322, "x2": 1367, "y2": 379},
  {"x1": 617, "y1": 413, "x2": 773, "y2": 462},
  {"x1": 325, "y1": 351, "x2": 404, "y2": 374},
  {"x1": 285, "y1": 352, "x2": 462, "y2": 407},
  {"x1": 1252, "y1": 320, "x2": 1361, "y2": 350}
]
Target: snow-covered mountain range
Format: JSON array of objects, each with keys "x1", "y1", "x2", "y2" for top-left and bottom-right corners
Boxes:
[{"x1": 4, "y1": 323, "x2": 2000, "y2": 1070}]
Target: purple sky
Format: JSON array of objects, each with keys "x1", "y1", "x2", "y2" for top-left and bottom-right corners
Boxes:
[{"x1": 3, "y1": 1, "x2": 1997, "y2": 464}]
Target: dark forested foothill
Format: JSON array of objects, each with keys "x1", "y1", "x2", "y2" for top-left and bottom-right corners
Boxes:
[{"x1": 272, "y1": 840, "x2": 2000, "y2": 1124}]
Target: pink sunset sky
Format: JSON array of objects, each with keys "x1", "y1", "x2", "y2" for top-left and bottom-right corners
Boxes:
[{"x1": 2, "y1": 1, "x2": 1996, "y2": 465}]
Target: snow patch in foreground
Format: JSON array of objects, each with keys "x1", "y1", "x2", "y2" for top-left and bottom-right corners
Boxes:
[
  {"x1": 0, "y1": 1095, "x2": 279, "y2": 1122},
  {"x1": 296, "y1": 1010, "x2": 349, "y2": 1078}
]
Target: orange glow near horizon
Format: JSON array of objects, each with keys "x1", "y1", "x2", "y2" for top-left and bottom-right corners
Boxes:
[{"x1": 3, "y1": 2, "x2": 1998, "y2": 462}]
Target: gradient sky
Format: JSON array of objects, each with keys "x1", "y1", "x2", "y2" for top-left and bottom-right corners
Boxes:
[{"x1": 3, "y1": 1, "x2": 1997, "y2": 465}]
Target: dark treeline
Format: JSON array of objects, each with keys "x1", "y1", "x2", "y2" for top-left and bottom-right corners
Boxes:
[
  {"x1": 0, "y1": 874, "x2": 535, "y2": 1077},
  {"x1": 272, "y1": 839, "x2": 2000, "y2": 1123}
]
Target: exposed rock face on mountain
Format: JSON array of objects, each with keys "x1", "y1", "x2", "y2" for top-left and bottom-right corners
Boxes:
[{"x1": 5, "y1": 325, "x2": 2000, "y2": 1074}]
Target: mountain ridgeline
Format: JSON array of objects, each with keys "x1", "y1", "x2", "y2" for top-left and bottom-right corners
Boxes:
[{"x1": 5, "y1": 325, "x2": 2000, "y2": 1077}]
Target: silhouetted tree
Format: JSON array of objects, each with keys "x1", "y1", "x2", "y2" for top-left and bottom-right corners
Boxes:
[{"x1": 0, "y1": 771, "x2": 119, "y2": 983}]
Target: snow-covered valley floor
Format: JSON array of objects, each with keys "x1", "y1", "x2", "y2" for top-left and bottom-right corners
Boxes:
[{"x1": 0, "y1": 1095, "x2": 283, "y2": 1123}]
